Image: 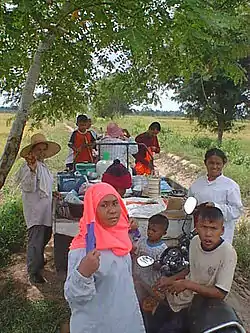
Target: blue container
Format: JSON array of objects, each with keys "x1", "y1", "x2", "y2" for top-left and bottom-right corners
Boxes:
[{"x1": 57, "y1": 172, "x2": 86, "y2": 192}]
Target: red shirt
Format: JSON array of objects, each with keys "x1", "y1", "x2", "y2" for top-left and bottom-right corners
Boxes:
[
  {"x1": 134, "y1": 132, "x2": 160, "y2": 166},
  {"x1": 69, "y1": 130, "x2": 95, "y2": 163}
]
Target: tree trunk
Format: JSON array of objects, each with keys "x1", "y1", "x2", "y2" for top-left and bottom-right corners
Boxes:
[
  {"x1": 217, "y1": 123, "x2": 224, "y2": 145},
  {"x1": 0, "y1": 35, "x2": 54, "y2": 190}
]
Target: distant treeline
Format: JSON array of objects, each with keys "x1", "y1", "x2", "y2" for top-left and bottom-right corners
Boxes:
[
  {"x1": 0, "y1": 106, "x2": 17, "y2": 113},
  {"x1": 132, "y1": 109, "x2": 184, "y2": 117}
]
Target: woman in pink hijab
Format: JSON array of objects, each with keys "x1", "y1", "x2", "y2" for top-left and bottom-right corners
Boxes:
[{"x1": 64, "y1": 182, "x2": 145, "y2": 333}]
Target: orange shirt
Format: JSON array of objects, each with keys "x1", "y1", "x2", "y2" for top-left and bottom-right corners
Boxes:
[{"x1": 69, "y1": 130, "x2": 95, "y2": 163}]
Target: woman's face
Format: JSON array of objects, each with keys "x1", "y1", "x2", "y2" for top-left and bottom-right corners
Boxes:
[
  {"x1": 205, "y1": 155, "x2": 225, "y2": 179},
  {"x1": 32, "y1": 143, "x2": 48, "y2": 161},
  {"x1": 96, "y1": 194, "x2": 121, "y2": 228}
]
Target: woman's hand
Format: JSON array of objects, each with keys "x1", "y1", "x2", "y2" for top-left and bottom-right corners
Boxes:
[
  {"x1": 78, "y1": 249, "x2": 100, "y2": 278},
  {"x1": 25, "y1": 152, "x2": 37, "y2": 172},
  {"x1": 129, "y1": 217, "x2": 138, "y2": 231}
]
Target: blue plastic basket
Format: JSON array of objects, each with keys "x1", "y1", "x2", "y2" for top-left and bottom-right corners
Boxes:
[{"x1": 57, "y1": 172, "x2": 86, "y2": 192}]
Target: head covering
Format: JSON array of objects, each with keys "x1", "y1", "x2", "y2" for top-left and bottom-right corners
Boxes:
[
  {"x1": 106, "y1": 122, "x2": 123, "y2": 138},
  {"x1": 70, "y1": 182, "x2": 132, "y2": 256},
  {"x1": 20, "y1": 133, "x2": 61, "y2": 158},
  {"x1": 102, "y1": 159, "x2": 132, "y2": 189}
]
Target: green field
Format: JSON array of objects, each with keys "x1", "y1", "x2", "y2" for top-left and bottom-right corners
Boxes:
[{"x1": 1, "y1": 113, "x2": 250, "y2": 199}]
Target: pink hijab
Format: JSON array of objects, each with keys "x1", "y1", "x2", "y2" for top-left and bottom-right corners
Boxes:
[{"x1": 70, "y1": 182, "x2": 132, "y2": 256}]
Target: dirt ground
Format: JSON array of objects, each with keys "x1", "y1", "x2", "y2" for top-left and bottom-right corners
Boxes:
[{"x1": 0, "y1": 152, "x2": 249, "y2": 332}]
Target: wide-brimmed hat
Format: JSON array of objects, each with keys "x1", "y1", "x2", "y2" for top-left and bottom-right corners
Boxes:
[
  {"x1": 106, "y1": 122, "x2": 123, "y2": 138},
  {"x1": 20, "y1": 133, "x2": 61, "y2": 159}
]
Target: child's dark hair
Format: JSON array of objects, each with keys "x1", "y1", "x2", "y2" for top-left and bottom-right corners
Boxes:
[
  {"x1": 198, "y1": 206, "x2": 224, "y2": 223},
  {"x1": 204, "y1": 148, "x2": 227, "y2": 164},
  {"x1": 76, "y1": 114, "x2": 88, "y2": 124},
  {"x1": 149, "y1": 122, "x2": 161, "y2": 132},
  {"x1": 149, "y1": 214, "x2": 169, "y2": 231}
]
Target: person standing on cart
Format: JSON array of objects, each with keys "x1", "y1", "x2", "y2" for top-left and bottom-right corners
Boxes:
[
  {"x1": 68, "y1": 114, "x2": 96, "y2": 168},
  {"x1": 16, "y1": 133, "x2": 61, "y2": 284},
  {"x1": 99, "y1": 122, "x2": 138, "y2": 169},
  {"x1": 134, "y1": 122, "x2": 161, "y2": 175}
]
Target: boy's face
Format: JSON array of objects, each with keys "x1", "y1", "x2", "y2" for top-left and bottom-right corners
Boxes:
[
  {"x1": 196, "y1": 217, "x2": 224, "y2": 250},
  {"x1": 77, "y1": 121, "x2": 88, "y2": 133},
  {"x1": 147, "y1": 223, "x2": 166, "y2": 243}
]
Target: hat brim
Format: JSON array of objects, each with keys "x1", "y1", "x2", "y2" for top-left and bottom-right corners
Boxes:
[{"x1": 20, "y1": 140, "x2": 61, "y2": 159}]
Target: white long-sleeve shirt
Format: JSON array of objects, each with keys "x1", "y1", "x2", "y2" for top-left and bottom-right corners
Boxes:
[
  {"x1": 64, "y1": 249, "x2": 145, "y2": 333},
  {"x1": 16, "y1": 161, "x2": 53, "y2": 229},
  {"x1": 188, "y1": 175, "x2": 243, "y2": 244}
]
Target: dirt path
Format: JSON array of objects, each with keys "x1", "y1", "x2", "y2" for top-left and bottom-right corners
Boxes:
[{"x1": 156, "y1": 153, "x2": 250, "y2": 331}]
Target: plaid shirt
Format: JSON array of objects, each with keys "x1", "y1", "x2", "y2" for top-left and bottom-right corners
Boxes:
[{"x1": 98, "y1": 136, "x2": 138, "y2": 167}]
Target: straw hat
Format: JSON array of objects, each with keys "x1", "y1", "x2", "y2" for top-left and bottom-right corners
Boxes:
[{"x1": 20, "y1": 133, "x2": 61, "y2": 159}]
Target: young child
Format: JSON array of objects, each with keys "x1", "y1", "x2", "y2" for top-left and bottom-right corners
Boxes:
[
  {"x1": 64, "y1": 183, "x2": 145, "y2": 333},
  {"x1": 133, "y1": 214, "x2": 169, "y2": 303},
  {"x1": 151, "y1": 206, "x2": 237, "y2": 333},
  {"x1": 68, "y1": 114, "x2": 95, "y2": 164}
]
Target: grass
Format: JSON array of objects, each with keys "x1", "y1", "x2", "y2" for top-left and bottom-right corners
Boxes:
[
  {"x1": 0, "y1": 280, "x2": 69, "y2": 333},
  {"x1": 0, "y1": 113, "x2": 250, "y2": 328}
]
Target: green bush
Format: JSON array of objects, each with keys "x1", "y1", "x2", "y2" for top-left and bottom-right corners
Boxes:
[
  {"x1": 234, "y1": 221, "x2": 250, "y2": 275},
  {"x1": 190, "y1": 136, "x2": 215, "y2": 150},
  {"x1": 0, "y1": 198, "x2": 26, "y2": 267}
]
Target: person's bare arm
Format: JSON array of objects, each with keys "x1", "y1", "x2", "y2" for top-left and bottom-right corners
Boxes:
[
  {"x1": 155, "y1": 268, "x2": 189, "y2": 291},
  {"x1": 168, "y1": 279, "x2": 226, "y2": 300}
]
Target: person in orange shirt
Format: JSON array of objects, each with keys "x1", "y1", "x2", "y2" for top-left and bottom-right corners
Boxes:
[
  {"x1": 68, "y1": 115, "x2": 95, "y2": 165},
  {"x1": 134, "y1": 122, "x2": 161, "y2": 175}
]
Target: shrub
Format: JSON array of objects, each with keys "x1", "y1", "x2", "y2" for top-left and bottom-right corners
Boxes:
[
  {"x1": 234, "y1": 220, "x2": 250, "y2": 275},
  {"x1": 0, "y1": 197, "x2": 26, "y2": 267},
  {"x1": 191, "y1": 136, "x2": 216, "y2": 150}
]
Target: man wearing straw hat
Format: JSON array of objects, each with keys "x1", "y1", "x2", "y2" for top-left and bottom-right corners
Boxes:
[{"x1": 16, "y1": 133, "x2": 61, "y2": 284}]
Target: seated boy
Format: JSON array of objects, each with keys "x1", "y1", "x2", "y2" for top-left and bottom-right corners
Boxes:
[
  {"x1": 68, "y1": 114, "x2": 95, "y2": 165},
  {"x1": 133, "y1": 214, "x2": 169, "y2": 306},
  {"x1": 150, "y1": 206, "x2": 237, "y2": 333}
]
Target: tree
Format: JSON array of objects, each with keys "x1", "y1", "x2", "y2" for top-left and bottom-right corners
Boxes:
[
  {"x1": 91, "y1": 74, "x2": 135, "y2": 119},
  {"x1": 0, "y1": 0, "x2": 249, "y2": 188},
  {"x1": 172, "y1": 72, "x2": 250, "y2": 143}
]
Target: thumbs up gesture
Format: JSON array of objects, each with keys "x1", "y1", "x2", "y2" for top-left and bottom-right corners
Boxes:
[{"x1": 78, "y1": 249, "x2": 100, "y2": 278}]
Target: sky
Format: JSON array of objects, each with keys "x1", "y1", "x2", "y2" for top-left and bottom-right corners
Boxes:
[{"x1": 0, "y1": 90, "x2": 180, "y2": 111}]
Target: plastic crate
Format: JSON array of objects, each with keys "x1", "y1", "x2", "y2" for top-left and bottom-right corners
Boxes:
[
  {"x1": 75, "y1": 163, "x2": 96, "y2": 176},
  {"x1": 57, "y1": 172, "x2": 86, "y2": 192}
]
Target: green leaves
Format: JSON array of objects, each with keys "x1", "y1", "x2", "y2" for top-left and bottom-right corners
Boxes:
[
  {"x1": 0, "y1": 0, "x2": 249, "y2": 124},
  {"x1": 173, "y1": 71, "x2": 250, "y2": 142}
]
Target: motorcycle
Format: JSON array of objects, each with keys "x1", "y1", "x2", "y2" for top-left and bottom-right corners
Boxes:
[{"x1": 137, "y1": 197, "x2": 246, "y2": 333}]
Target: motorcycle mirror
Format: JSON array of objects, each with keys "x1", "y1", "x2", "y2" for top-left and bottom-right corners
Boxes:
[
  {"x1": 184, "y1": 197, "x2": 197, "y2": 215},
  {"x1": 137, "y1": 255, "x2": 155, "y2": 268}
]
